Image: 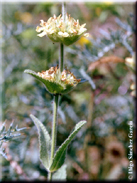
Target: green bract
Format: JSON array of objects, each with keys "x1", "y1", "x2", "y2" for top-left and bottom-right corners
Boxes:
[
  {"x1": 36, "y1": 14, "x2": 89, "y2": 46},
  {"x1": 24, "y1": 66, "x2": 81, "y2": 94}
]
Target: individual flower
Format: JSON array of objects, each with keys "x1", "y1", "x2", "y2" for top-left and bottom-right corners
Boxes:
[
  {"x1": 24, "y1": 66, "x2": 81, "y2": 94},
  {"x1": 76, "y1": 35, "x2": 92, "y2": 47},
  {"x1": 36, "y1": 14, "x2": 89, "y2": 46}
]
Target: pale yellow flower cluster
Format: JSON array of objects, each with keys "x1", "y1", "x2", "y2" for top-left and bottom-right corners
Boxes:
[
  {"x1": 37, "y1": 66, "x2": 81, "y2": 87},
  {"x1": 38, "y1": 66, "x2": 59, "y2": 82},
  {"x1": 61, "y1": 69, "x2": 81, "y2": 86},
  {"x1": 36, "y1": 14, "x2": 89, "y2": 46}
]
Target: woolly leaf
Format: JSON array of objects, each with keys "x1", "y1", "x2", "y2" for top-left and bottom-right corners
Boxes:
[
  {"x1": 49, "y1": 120, "x2": 86, "y2": 172},
  {"x1": 52, "y1": 164, "x2": 67, "y2": 180},
  {"x1": 30, "y1": 114, "x2": 51, "y2": 170}
]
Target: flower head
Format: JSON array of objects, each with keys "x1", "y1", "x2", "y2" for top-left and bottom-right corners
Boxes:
[
  {"x1": 24, "y1": 66, "x2": 81, "y2": 94},
  {"x1": 36, "y1": 14, "x2": 89, "y2": 46}
]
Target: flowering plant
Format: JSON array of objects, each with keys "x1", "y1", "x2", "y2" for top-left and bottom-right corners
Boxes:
[{"x1": 24, "y1": 3, "x2": 87, "y2": 181}]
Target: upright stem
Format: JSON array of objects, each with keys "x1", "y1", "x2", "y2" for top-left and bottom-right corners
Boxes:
[
  {"x1": 48, "y1": 2, "x2": 66, "y2": 180},
  {"x1": 48, "y1": 94, "x2": 59, "y2": 180},
  {"x1": 59, "y1": 43, "x2": 64, "y2": 72},
  {"x1": 59, "y1": 2, "x2": 66, "y2": 72}
]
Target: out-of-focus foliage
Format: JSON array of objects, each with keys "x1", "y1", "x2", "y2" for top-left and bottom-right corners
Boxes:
[
  {"x1": 85, "y1": 2, "x2": 126, "y2": 22},
  {"x1": 0, "y1": 122, "x2": 26, "y2": 159},
  {"x1": 1, "y1": 2, "x2": 135, "y2": 181}
]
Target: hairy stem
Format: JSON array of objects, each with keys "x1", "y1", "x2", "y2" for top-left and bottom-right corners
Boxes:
[
  {"x1": 59, "y1": 43, "x2": 64, "y2": 72},
  {"x1": 48, "y1": 2, "x2": 66, "y2": 180},
  {"x1": 48, "y1": 95, "x2": 59, "y2": 180},
  {"x1": 59, "y1": 2, "x2": 66, "y2": 72}
]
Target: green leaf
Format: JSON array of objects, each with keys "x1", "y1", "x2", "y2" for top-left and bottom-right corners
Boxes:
[
  {"x1": 49, "y1": 120, "x2": 86, "y2": 172},
  {"x1": 52, "y1": 164, "x2": 67, "y2": 180},
  {"x1": 30, "y1": 114, "x2": 51, "y2": 170}
]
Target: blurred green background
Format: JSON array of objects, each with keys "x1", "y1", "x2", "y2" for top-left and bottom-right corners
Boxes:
[{"x1": 0, "y1": 1, "x2": 135, "y2": 181}]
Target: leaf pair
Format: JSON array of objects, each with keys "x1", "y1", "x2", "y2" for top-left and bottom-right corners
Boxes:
[{"x1": 30, "y1": 114, "x2": 86, "y2": 179}]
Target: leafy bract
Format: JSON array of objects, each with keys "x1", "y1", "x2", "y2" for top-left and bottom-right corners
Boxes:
[
  {"x1": 24, "y1": 69, "x2": 77, "y2": 94},
  {"x1": 24, "y1": 69, "x2": 65, "y2": 94}
]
